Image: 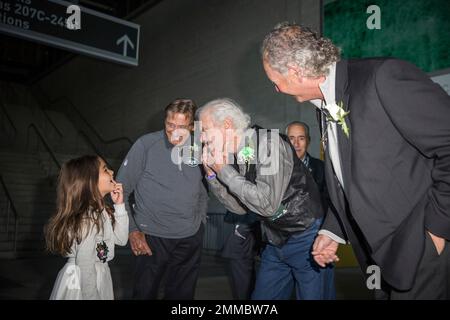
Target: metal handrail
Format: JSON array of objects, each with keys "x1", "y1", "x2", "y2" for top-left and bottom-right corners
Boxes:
[
  {"x1": 34, "y1": 85, "x2": 133, "y2": 146},
  {"x1": 36, "y1": 104, "x2": 63, "y2": 138},
  {"x1": 65, "y1": 96, "x2": 133, "y2": 145},
  {"x1": 2, "y1": 81, "x2": 61, "y2": 141},
  {"x1": 0, "y1": 174, "x2": 19, "y2": 252},
  {"x1": 77, "y1": 130, "x2": 114, "y2": 170},
  {"x1": 4, "y1": 81, "x2": 63, "y2": 139},
  {"x1": 0, "y1": 101, "x2": 18, "y2": 137},
  {"x1": 27, "y1": 124, "x2": 61, "y2": 171}
]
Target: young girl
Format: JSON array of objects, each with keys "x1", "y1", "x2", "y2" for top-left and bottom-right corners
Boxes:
[{"x1": 45, "y1": 155, "x2": 129, "y2": 300}]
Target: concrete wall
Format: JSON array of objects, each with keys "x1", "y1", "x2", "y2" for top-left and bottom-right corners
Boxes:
[{"x1": 38, "y1": 0, "x2": 322, "y2": 158}]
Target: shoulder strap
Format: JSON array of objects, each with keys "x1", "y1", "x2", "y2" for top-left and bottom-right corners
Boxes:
[{"x1": 243, "y1": 125, "x2": 264, "y2": 183}]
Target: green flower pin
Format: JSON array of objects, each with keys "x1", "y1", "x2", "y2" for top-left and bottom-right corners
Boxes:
[
  {"x1": 237, "y1": 146, "x2": 255, "y2": 171},
  {"x1": 326, "y1": 101, "x2": 350, "y2": 138}
]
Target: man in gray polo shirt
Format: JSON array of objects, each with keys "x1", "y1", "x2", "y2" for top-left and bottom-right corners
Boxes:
[{"x1": 116, "y1": 98, "x2": 208, "y2": 299}]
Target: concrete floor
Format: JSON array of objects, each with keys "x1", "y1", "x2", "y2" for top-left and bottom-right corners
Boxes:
[{"x1": 0, "y1": 252, "x2": 373, "y2": 300}]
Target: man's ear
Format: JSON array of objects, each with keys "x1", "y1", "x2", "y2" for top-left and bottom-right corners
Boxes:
[{"x1": 287, "y1": 65, "x2": 301, "y2": 83}]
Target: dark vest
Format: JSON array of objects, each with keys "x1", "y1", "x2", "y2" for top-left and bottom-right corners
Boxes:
[{"x1": 237, "y1": 127, "x2": 324, "y2": 247}]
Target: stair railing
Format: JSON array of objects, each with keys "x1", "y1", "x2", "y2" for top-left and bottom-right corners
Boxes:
[
  {"x1": 7, "y1": 82, "x2": 63, "y2": 143},
  {"x1": 31, "y1": 85, "x2": 133, "y2": 158},
  {"x1": 0, "y1": 174, "x2": 19, "y2": 253},
  {"x1": 26, "y1": 124, "x2": 61, "y2": 179},
  {"x1": 0, "y1": 100, "x2": 17, "y2": 144},
  {"x1": 77, "y1": 130, "x2": 115, "y2": 170}
]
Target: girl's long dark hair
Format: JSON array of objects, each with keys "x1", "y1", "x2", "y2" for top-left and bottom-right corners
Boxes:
[{"x1": 45, "y1": 155, "x2": 115, "y2": 256}]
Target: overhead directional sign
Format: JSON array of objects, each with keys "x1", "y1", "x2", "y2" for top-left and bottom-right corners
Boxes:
[{"x1": 0, "y1": 0, "x2": 140, "y2": 66}]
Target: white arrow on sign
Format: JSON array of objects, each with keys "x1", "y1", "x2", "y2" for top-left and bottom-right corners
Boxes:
[{"x1": 116, "y1": 34, "x2": 135, "y2": 57}]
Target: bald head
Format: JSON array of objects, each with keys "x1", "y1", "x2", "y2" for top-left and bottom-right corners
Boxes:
[{"x1": 286, "y1": 121, "x2": 310, "y2": 160}]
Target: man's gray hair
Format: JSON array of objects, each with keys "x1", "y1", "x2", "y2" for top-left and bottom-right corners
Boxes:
[
  {"x1": 261, "y1": 22, "x2": 340, "y2": 78},
  {"x1": 285, "y1": 121, "x2": 311, "y2": 140},
  {"x1": 197, "y1": 98, "x2": 251, "y2": 130}
]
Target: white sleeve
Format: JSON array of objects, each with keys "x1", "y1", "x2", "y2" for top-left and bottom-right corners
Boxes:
[
  {"x1": 112, "y1": 203, "x2": 129, "y2": 246},
  {"x1": 318, "y1": 229, "x2": 347, "y2": 244}
]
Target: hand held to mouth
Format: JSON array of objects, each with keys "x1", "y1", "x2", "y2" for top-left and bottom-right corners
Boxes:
[
  {"x1": 202, "y1": 144, "x2": 227, "y2": 173},
  {"x1": 110, "y1": 181, "x2": 123, "y2": 204}
]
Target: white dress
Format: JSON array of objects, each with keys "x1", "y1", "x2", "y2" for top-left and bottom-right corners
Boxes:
[{"x1": 49, "y1": 204, "x2": 129, "y2": 300}]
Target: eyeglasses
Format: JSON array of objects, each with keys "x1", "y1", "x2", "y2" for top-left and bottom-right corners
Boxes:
[
  {"x1": 165, "y1": 121, "x2": 190, "y2": 130},
  {"x1": 272, "y1": 82, "x2": 280, "y2": 93}
]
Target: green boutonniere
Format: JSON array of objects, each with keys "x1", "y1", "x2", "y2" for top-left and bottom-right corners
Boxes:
[
  {"x1": 237, "y1": 146, "x2": 255, "y2": 171},
  {"x1": 336, "y1": 102, "x2": 350, "y2": 138},
  {"x1": 326, "y1": 101, "x2": 350, "y2": 138}
]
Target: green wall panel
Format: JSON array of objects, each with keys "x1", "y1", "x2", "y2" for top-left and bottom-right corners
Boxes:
[{"x1": 324, "y1": 0, "x2": 450, "y2": 72}]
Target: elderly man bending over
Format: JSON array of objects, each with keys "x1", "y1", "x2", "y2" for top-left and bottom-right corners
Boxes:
[{"x1": 198, "y1": 98, "x2": 334, "y2": 300}]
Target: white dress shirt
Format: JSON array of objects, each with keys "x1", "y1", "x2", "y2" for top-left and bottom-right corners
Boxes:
[{"x1": 311, "y1": 62, "x2": 347, "y2": 244}]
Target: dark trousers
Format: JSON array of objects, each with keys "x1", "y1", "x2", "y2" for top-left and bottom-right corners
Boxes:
[
  {"x1": 344, "y1": 212, "x2": 449, "y2": 300},
  {"x1": 222, "y1": 223, "x2": 259, "y2": 300},
  {"x1": 132, "y1": 224, "x2": 204, "y2": 300},
  {"x1": 376, "y1": 232, "x2": 449, "y2": 300},
  {"x1": 228, "y1": 257, "x2": 256, "y2": 300}
]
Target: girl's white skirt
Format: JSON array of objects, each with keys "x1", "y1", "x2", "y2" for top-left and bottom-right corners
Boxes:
[{"x1": 49, "y1": 258, "x2": 113, "y2": 300}]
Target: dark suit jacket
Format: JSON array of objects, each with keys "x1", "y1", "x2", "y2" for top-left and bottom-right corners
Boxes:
[
  {"x1": 322, "y1": 58, "x2": 450, "y2": 290},
  {"x1": 307, "y1": 154, "x2": 330, "y2": 214}
]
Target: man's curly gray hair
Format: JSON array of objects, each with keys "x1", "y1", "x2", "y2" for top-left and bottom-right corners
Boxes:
[
  {"x1": 197, "y1": 98, "x2": 251, "y2": 131},
  {"x1": 261, "y1": 22, "x2": 341, "y2": 78}
]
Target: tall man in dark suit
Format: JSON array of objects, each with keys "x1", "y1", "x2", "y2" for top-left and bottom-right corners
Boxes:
[{"x1": 262, "y1": 22, "x2": 450, "y2": 299}]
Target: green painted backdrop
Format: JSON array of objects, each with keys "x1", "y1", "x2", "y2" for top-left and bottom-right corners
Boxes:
[{"x1": 324, "y1": 0, "x2": 450, "y2": 72}]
